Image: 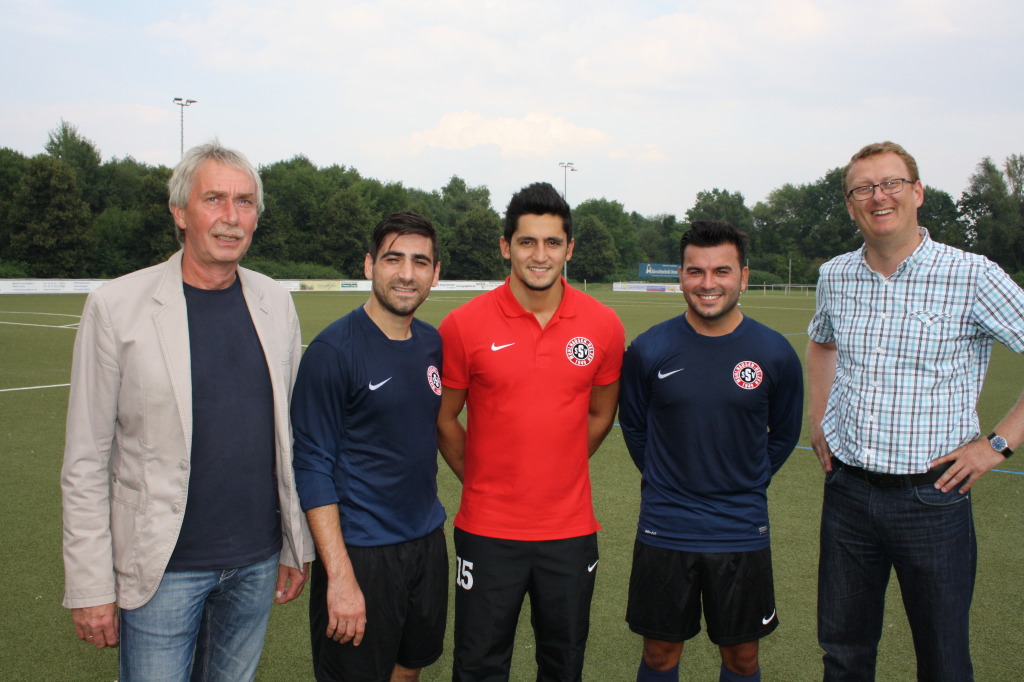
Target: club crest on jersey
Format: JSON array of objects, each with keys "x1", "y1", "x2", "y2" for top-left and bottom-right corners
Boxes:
[
  {"x1": 566, "y1": 336, "x2": 596, "y2": 366},
  {"x1": 427, "y1": 365, "x2": 442, "y2": 395},
  {"x1": 733, "y1": 361, "x2": 763, "y2": 390}
]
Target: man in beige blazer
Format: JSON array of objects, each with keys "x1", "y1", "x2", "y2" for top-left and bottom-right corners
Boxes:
[{"x1": 61, "y1": 142, "x2": 313, "y2": 681}]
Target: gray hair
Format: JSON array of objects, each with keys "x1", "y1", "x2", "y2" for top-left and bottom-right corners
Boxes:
[{"x1": 167, "y1": 141, "x2": 264, "y2": 242}]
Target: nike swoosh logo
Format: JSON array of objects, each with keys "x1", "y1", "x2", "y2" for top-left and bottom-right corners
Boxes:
[
  {"x1": 762, "y1": 609, "x2": 776, "y2": 625},
  {"x1": 491, "y1": 342, "x2": 515, "y2": 351},
  {"x1": 657, "y1": 368, "x2": 684, "y2": 379},
  {"x1": 368, "y1": 378, "x2": 392, "y2": 391},
  {"x1": 587, "y1": 560, "x2": 599, "y2": 573}
]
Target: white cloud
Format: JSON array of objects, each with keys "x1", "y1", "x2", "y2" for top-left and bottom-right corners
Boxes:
[
  {"x1": 3, "y1": 0, "x2": 1023, "y2": 216},
  {"x1": 0, "y1": 0, "x2": 83, "y2": 37},
  {"x1": 407, "y1": 111, "x2": 613, "y2": 157}
]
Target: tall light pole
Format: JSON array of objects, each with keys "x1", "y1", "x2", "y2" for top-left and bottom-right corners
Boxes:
[
  {"x1": 559, "y1": 161, "x2": 577, "y2": 203},
  {"x1": 558, "y1": 162, "x2": 578, "y2": 280},
  {"x1": 173, "y1": 98, "x2": 197, "y2": 158}
]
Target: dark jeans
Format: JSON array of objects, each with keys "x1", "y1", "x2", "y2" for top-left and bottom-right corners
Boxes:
[{"x1": 818, "y1": 466, "x2": 975, "y2": 682}]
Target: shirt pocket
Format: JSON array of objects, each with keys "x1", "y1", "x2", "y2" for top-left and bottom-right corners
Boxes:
[{"x1": 910, "y1": 310, "x2": 951, "y2": 330}]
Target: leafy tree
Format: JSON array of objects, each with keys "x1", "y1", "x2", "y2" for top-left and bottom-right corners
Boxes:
[
  {"x1": 45, "y1": 120, "x2": 103, "y2": 212},
  {"x1": 921, "y1": 186, "x2": 964, "y2": 249},
  {"x1": 752, "y1": 184, "x2": 801, "y2": 258},
  {"x1": 7, "y1": 155, "x2": 94, "y2": 277},
  {"x1": 439, "y1": 176, "x2": 494, "y2": 216},
  {"x1": 9, "y1": 119, "x2": 1023, "y2": 287},
  {"x1": 437, "y1": 177, "x2": 494, "y2": 227},
  {"x1": 95, "y1": 157, "x2": 176, "y2": 272},
  {"x1": 685, "y1": 188, "x2": 754, "y2": 235},
  {"x1": 1005, "y1": 154, "x2": 1024, "y2": 242},
  {"x1": 1005, "y1": 154, "x2": 1024, "y2": 200},
  {"x1": 445, "y1": 207, "x2": 504, "y2": 279},
  {"x1": 570, "y1": 215, "x2": 618, "y2": 282},
  {"x1": 747, "y1": 269, "x2": 783, "y2": 286},
  {"x1": 320, "y1": 186, "x2": 374, "y2": 278},
  {"x1": 97, "y1": 156, "x2": 169, "y2": 210},
  {"x1": 0, "y1": 147, "x2": 30, "y2": 258},
  {"x1": 433, "y1": 176, "x2": 497, "y2": 268},
  {"x1": 404, "y1": 187, "x2": 445, "y2": 225},
  {"x1": 957, "y1": 157, "x2": 1022, "y2": 271},
  {"x1": 0, "y1": 259, "x2": 29, "y2": 277},
  {"x1": 631, "y1": 212, "x2": 680, "y2": 265},
  {"x1": 258, "y1": 156, "x2": 336, "y2": 263},
  {"x1": 794, "y1": 168, "x2": 853, "y2": 259},
  {"x1": 750, "y1": 168, "x2": 854, "y2": 281},
  {"x1": 357, "y1": 178, "x2": 414, "y2": 223},
  {"x1": 574, "y1": 198, "x2": 637, "y2": 278},
  {"x1": 91, "y1": 207, "x2": 145, "y2": 277}
]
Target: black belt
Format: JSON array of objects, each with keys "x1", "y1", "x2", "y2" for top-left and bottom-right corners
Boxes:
[{"x1": 831, "y1": 456, "x2": 951, "y2": 489}]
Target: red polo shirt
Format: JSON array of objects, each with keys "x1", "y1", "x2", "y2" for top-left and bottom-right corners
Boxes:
[{"x1": 440, "y1": 279, "x2": 625, "y2": 541}]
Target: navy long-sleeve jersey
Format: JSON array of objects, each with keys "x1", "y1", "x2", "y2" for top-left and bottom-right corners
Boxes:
[
  {"x1": 291, "y1": 306, "x2": 446, "y2": 547},
  {"x1": 618, "y1": 314, "x2": 803, "y2": 552}
]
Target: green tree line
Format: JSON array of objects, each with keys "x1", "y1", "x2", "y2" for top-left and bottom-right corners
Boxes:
[{"x1": 2, "y1": 121, "x2": 1022, "y2": 285}]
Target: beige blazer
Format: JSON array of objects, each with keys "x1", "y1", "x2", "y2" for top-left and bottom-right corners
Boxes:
[{"x1": 61, "y1": 250, "x2": 313, "y2": 610}]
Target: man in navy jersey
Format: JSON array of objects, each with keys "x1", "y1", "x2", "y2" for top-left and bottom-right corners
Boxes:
[
  {"x1": 291, "y1": 211, "x2": 447, "y2": 682},
  {"x1": 619, "y1": 220, "x2": 803, "y2": 682},
  {"x1": 61, "y1": 142, "x2": 313, "y2": 681}
]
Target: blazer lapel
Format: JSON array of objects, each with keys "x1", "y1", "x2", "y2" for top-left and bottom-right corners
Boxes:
[{"x1": 152, "y1": 250, "x2": 193, "y2": 455}]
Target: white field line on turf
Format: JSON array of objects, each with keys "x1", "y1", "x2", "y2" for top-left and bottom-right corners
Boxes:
[
  {"x1": 0, "y1": 383, "x2": 70, "y2": 393},
  {"x1": 0, "y1": 321, "x2": 79, "y2": 329},
  {"x1": 0, "y1": 311, "x2": 82, "y2": 329}
]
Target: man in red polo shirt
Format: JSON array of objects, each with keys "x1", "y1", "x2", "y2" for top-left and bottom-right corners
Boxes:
[{"x1": 438, "y1": 181, "x2": 625, "y2": 681}]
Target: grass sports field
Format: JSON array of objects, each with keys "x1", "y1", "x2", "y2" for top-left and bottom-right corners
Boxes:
[{"x1": 1, "y1": 287, "x2": 1021, "y2": 681}]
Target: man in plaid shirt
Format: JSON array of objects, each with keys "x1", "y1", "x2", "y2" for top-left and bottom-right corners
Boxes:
[{"x1": 807, "y1": 141, "x2": 1024, "y2": 682}]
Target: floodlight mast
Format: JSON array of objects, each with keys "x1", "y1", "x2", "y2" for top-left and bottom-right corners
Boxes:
[
  {"x1": 173, "y1": 98, "x2": 197, "y2": 158},
  {"x1": 558, "y1": 162, "x2": 578, "y2": 280}
]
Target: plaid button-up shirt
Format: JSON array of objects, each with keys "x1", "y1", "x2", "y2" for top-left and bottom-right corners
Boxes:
[{"x1": 808, "y1": 229, "x2": 1024, "y2": 474}]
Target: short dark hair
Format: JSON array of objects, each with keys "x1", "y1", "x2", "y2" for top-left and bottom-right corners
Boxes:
[
  {"x1": 503, "y1": 182, "x2": 573, "y2": 243},
  {"x1": 369, "y1": 211, "x2": 438, "y2": 263},
  {"x1": 680, "y1": 220, "x2": 748, "y2": 266}
]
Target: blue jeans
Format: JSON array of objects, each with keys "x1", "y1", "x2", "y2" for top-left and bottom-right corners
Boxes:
[
  {"x1": 817, "y1": 467, "x2": 975, "y2": 682},
  {"x1": 119, "y1": 552, "x2": 280, "y2": 682}
]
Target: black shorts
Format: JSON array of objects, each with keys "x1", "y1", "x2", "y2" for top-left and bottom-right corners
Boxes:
[
  {"x1": 452, "y1": 528, "x2": 598, "y2": 682},
  {"x1": 309, "y1": 527, "x2": 448, "y2": 682},
  {"x1": 626, "y1": 540, "x2": 778, "y2": 646}
]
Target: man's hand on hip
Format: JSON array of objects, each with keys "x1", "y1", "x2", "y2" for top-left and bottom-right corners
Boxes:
[{"x1": 931, "y1": 439, "x2": 1005, "y2": 494}]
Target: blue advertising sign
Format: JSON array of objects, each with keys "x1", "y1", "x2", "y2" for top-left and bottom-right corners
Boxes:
[{"x1": 637, "y1": 263, "x2": 678, "y2": 278}]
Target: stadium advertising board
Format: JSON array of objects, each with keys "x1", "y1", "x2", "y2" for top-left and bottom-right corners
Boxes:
[{"x1": 637, "y1": 262, "x2": 678, "y2": 278}]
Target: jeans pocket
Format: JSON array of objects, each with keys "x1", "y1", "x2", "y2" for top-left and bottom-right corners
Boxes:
[
  {"x1": 824, "y1": 465, "x2": 843, "y2": 486},
  {"x1": 912, "y1": 484, "x2": 969, "y2": 507}
]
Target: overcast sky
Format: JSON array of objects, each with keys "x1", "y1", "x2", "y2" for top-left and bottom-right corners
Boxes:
[{"x1": 2, "y1": 0, "x2": 1022, "y2": 218}]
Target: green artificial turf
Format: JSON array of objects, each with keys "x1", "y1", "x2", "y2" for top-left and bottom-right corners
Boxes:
[{"x1": 1, "y1": 289, "x2": 1021, "y2": 680}]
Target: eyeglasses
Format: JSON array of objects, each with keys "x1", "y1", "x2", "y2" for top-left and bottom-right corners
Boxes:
[{"x1": 847, "y1": 178, "x2": 914, "y2": 201}]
